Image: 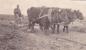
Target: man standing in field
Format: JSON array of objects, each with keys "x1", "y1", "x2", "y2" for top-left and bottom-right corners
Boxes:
[{"x1": 14, "y1": 4, "x2": 22, "y2": 26}]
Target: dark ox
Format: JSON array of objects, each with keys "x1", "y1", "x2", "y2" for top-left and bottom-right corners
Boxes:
[
  {"x1": 50, "y1": 9, "x2": 84, "y2": 33},
  {"x1": 27, "y1": 7, "x2": 50, "y2": 32},
  {"x1": 27, "y1": 7, "x2": 84, "y2": 33}
]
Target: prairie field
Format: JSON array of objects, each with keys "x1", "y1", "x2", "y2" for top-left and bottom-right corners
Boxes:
[{"x1": 0, "y1": 14, "x2": 86, "y2": 50}]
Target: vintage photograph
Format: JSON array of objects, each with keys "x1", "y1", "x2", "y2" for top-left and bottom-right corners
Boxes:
[{"x1": 0, "y1": 0, "x2": 86, "y2": 50}]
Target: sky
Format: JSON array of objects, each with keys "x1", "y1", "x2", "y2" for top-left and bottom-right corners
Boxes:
[{"x1": 0, "y1": 0, "x2": 86, "y2": 16}]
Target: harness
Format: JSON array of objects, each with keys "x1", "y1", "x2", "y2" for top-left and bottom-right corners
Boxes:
[{"x1": 37, "y1": 8, "x2": 53, "y2": 20}]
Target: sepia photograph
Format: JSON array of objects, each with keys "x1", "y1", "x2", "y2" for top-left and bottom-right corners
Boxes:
[{"x1": 0, "y1": 0, "x2": 86, "y2": 50}]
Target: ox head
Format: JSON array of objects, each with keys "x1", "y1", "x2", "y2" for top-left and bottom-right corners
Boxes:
[{"x1": 74, "y1": 10, "x2": 84, "y2": 20}]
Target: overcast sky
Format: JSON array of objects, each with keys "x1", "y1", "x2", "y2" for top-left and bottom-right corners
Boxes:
[{"x1": 0, "y1": 0, "x2": 86, "y2": 16}]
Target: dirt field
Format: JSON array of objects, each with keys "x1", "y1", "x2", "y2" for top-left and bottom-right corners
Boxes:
[{"x1": 0, "y1": 15, "x2": 86, "y2": 50}]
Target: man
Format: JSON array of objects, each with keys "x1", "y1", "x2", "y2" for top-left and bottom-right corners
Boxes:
[{"x1": 14, "y1": 4, "x2": 22, "y2": 25}]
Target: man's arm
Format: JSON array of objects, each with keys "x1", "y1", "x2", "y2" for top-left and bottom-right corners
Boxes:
[{"x1": 18, "y1": 8, "x2": 22, "y2": 17}]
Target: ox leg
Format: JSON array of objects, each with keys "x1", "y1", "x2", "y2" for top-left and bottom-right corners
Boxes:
[
  {"x1": 44, "y1": 23, "x2": 49, "y2": 34},
  {"x1": 52, "y1": 24, "x2": 55, "y2": 33},
  {"x1": 39, "y1": 22, "x2": 44, "y2": 31},
  {"x1": 31, "y1": 22, "x2": 35, "y2": 32},
  {"x1": 28, "y1": 20, "x2": 32, "y2": 29},
  {"x1": 28, "y1": 23, "x2": 31, "y2": 29},
  {"x1": 63, "y1": 26, "x2": 66, "y2": 32},
  {"x1": 66, "y1": 26, "x2": 69, "y2": 33},
  {"x1": 57, "y1": 24, "x2": 60, "y2": 33},
  {"x1": 43, "y1": 23, "x2": 47, "y2": 32},
  {"x1": 63, "y1": 26, "x2": 69, "y2": 33},
  {"x1": 39, "y1": 20, "x2": 44, "y2": 31},
  {"x1": 45, "y1": 22, "x2": 50, "y2": 31}
]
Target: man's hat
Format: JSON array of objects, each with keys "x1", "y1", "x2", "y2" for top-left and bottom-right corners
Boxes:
[{"x1": 17, "y1": 4, "x2": 19, "y2": 8}]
